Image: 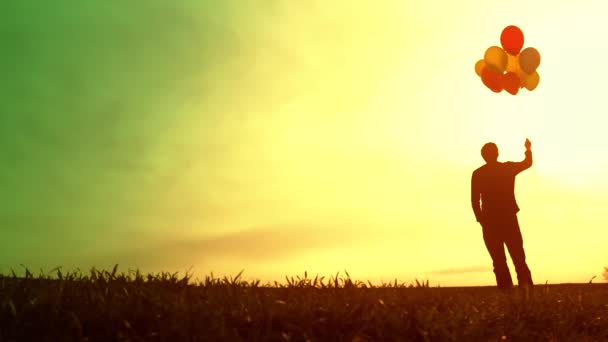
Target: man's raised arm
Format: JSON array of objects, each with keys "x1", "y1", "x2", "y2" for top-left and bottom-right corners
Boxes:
[{"x1": 511, "y1": 138, "x2": 533, "y2": 174}]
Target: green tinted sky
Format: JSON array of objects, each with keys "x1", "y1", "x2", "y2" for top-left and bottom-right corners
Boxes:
[
  {"x1": 1, "y1": 1, "x2": 418, "y2": 277},
  {"x1": 0, "y1": 0, "x2": 251, "y2": 271},
  {"x1": 2, "y1": 1, "x2": 608, "y2": 285}
]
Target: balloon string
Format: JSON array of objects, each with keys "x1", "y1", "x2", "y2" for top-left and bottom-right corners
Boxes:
[
  {"x1": 521, "y1": 98, "x2": 530, "y2": 142},
  {"x1": 521, "y1": 99, "x2": 528, "y2": 140},
  {"x1": 515, "y1": 97, "x2": 527, "y2": 141}
]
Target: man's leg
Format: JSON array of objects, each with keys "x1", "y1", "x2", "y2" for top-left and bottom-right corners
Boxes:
[
  {"x1": 504, "y1": 215, "x2": 533, "y2": 286},
  {"x1": 482, "y1": 223, "x2": 513, "y2": 289}
]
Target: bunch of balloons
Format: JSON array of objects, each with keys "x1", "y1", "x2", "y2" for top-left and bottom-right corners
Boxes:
[{"x1": 475, "y1": 25, "x2": 541, "y2": 95}]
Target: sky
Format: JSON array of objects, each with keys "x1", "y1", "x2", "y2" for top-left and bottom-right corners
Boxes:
[{"x1": 1, "y1": 0, "x2": 608, "y2": 286}]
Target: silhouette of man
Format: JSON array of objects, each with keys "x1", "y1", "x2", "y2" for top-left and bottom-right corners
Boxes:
[{"x1": 471, "y1": 139, "x2": 533, "y2": 290}]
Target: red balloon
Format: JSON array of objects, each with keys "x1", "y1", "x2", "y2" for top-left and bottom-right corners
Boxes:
[
  {"x1": 500, "y1": 25, "x2": 524, "y2": 55},
  {"x1": 502, "y1": 72, "x2": 520, "y2": 95},
  {"x1": 481, "y1": 67, "x2": 503, "y2": 93}
]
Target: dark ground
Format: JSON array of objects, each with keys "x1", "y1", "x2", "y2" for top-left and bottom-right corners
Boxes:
[{"x1": 1, "y1": 269, "x2": 607, "y2": 341}]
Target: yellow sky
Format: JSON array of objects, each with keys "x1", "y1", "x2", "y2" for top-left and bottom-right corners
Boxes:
[
  {"x1": 132, "y1": 0, "x2": 608, "y2": 286},
  {"x1": 160, "y1": 0, "x2": 608, "y2": 286},
  {"x1": 5, "y1": 0, "x2": 608, "y2": 287}
]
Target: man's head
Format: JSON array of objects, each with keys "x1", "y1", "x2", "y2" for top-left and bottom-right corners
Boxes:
[{"x1": 481, "y1": 142, "x2": 499, "y2": 163}]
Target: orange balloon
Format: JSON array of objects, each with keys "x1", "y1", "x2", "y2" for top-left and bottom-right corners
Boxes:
[
  {"x1": 484, "y1": 46, "x2": 508, "y2": 74},
  {"x1": 519, "y1": 47, "x2": 541, "y2": 74},
  {"x1": 516, "y1": 69, "x2": 528, "y2": 88},
  {"x1": 503, "y1": 72, "x2": 520, "y2": 95},
  {"x1": 506, "y1": 53, "x2": 520, "y2": 73},
  {"x1": 523, "y1": 71, "x2": 540, "y2": 91},
  {"x1": 481, "y1": 67, "x2": 503, "y2": 93},
  {"x1": 475, "y1": 59, "x2": 486, "y2": 77}
]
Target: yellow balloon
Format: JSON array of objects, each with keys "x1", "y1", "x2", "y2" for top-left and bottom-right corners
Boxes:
[
  {"x1": 484, "y1": 46, "x2": 508, "y2": 74},
  {"x1": 475, "y1": 59, "x2": 486, "y2": 76},
  {"x1": 523, "y1": 71, "x2": 540, "y2": 91},
  {"x1": 519, "y1": 47, "x2": 541, "y2": 74},
  {"x1": 506, "y1": 53, "x2": 520, "y2": 73}
]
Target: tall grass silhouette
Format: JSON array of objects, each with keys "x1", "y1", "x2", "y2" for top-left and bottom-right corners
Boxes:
[{"x1": 1, "y1": 265, "x2": 608, "y2": 341}]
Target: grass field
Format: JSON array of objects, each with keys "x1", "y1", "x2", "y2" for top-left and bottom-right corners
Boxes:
[{"x1": 1, "y1": 266, "x2": 607, "y2": 341}]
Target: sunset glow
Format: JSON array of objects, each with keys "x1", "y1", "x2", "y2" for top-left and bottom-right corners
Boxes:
[{"x1": 2, "y1": 0, "x2": 608, "y2": 286}]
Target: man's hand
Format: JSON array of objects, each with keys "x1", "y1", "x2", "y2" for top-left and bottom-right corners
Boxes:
[{"x1": 525, "y1": 138, "x2": 532, "y2": 151}]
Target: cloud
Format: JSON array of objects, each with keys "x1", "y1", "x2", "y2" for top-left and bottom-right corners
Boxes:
[
  {"x1": 107, "y1": 223, "x2": 405, "y2": 271},
  {"x1": 170, "y1": 224, "x2": 381, "y2": 259},
  {"x1": 427, "y1": 265, "x2": 490, "y2": 275}
]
